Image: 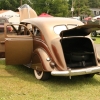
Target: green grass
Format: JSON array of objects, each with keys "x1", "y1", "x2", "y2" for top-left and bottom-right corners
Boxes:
[
  {"x1": 92, "y1": 36, "x2": 100, "y2": 44},
  {"x1": 0, "y1": 60, "x2": 100, "y2": 100}
]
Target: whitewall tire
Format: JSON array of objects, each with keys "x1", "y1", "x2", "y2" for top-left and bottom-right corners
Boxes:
[{"x1": 34, "y1": 69, "x2": 51, "y2": 81}]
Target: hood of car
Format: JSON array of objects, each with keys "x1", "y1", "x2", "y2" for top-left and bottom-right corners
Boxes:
[{"x1": 60, "y1": 25, "x2": 100, "y2": 37}]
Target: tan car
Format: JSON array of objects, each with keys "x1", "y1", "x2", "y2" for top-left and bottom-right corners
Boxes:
[{"x1": 1, "y1": 17, "x2": 100, "y2": 80}]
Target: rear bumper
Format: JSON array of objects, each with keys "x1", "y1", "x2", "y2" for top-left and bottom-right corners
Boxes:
[{"x1": 51, "y1": 67, "x2": 100, "y2": 77}]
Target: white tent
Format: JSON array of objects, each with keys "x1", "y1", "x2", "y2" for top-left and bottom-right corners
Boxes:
[
  {"x1": 0, "y1": 10, "x2": 19, "y2": 18},
  {"x1": 0, "y1": 10, "x2": 20, "y2": 24},
  {"x1": 8, "y1": 16, "x2": 20, "y2": 24}
]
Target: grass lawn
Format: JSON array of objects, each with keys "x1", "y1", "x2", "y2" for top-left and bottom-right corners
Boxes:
[
  {"x1": 93, "y1": 36, "x2": 100, "y2": 44},
  {"x1": 0, "y1": 36, "x2": 100, "y2": 100},
  {"x1": 0, "y1": 59, "x2": 100, "y2": 100}
]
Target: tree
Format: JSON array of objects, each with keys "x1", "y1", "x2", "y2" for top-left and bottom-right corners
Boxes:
[
  {"x1": 0, "y1": 0, "x2": 19, "y2": 11},
  {"x1": 0, "y1": 0, "x2": 33, "y2": 11},
  {"x1": 32, "y1": 0, "x2": 69, "y2": 17},
  {"x1": 68, "y1": 0, "x2": 91, "y2": 17},
  {"x1": 0, "y1": 0, "x2": 100, "y2": 17},
  {"x1": 88, "y1": 0, "x2": 100, "y2": 8},
  {"x1": 20, "y1": 0, "x2": 22, "y2": 6}
]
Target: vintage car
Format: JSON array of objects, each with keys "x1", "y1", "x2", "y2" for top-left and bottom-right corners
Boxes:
[
  {"x1": 1, "y1": 17, "x2": 100, "y2": 80},
  {"x1": 0, "y1": 17, "x2": 12, "y2": 32}
]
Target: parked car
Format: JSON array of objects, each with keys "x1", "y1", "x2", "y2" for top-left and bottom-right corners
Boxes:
[
  {"x1": 87, "y1": 19, "x2": 100, "y2": 37},
  {"x1": 0, "y1": 17, "x2": 12, "y2": 32},
  {"x1": 1, "y1": 17, "x2": 100, "y2": 81}
]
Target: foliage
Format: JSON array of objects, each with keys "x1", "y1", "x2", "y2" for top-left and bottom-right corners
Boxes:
[
  {"x1": 93, "y1": 36, "x2": 100, "y2": 44},
  {"x1": 73, "y1": 0, "x2": 91, "y2": 16},
  {"x1": 0, "y1": 0, "x2": 100, "y2": 17},
  {"x1": 0, "y1": 0, "x2": 19, "y2": 11},
  {"x1": 32, "y1": 0, "x2": 69, "y2": 16},
  {"x1": 88, "y1": 0, "x2": 100, "y2": 8}
]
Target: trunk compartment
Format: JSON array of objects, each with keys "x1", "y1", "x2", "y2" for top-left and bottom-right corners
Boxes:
[{"x1": 61, "y1": 37, "x2": 97, "y2": 69}]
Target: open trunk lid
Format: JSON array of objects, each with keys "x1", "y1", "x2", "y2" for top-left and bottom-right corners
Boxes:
[{"x1": 60, "y1": 25, "x2": 100, "y2": 37}]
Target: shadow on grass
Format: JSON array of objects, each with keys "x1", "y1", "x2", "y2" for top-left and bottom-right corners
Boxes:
[
  {"x1": 5, "y1": 64, "x2": 35, "y2": 82},
  {"x1": 1, "y1": 59, "x2": 100, "y2": 89},
  {"x1": 6, "y1": 65, "x2": 100, "y2": 83},
  {"x1": 49, "y1": 75, "x2": 100, "y2": 85},
  {"x1": 96, "y1": 35, "x2": 100, "y2": 38}
]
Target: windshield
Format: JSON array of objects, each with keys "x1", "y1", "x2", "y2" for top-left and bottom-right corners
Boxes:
[{"x1": 54, "y1": 24, "x2": 77, "y2": 34}]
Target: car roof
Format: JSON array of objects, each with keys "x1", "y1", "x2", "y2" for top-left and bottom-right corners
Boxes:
[
  {"x1": 21, "y1": 17, "x2": 84, "y2": 27},
  {"x1": 21, "y1": 17, "x2": 85, "y2": 40}
]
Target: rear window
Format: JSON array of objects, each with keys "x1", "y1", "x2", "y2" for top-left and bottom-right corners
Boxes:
[
  {"x1": 54, "y1": 24, "x2": 77, "y2": 34},
  {"x1": 54, "y1": 25, "x2": 67, "y2": 35}
]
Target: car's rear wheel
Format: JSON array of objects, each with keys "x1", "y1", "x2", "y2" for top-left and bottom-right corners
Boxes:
[{"x1": 34, "y1": 69, "x2": 51, "y2": 81}]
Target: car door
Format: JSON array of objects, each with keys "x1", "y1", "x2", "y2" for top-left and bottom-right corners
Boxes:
[
  {"x1": 0, "y1": 29, "x2": 5, "y2": 58},
  {"x1": 0, "y1": 23, "x2": 8, "y2": 58},
  {"x1": 5, "y1": 24, "x2": 33, "y2": 65}
]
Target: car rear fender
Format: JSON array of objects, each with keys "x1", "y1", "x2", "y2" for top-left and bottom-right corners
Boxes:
[{"x1": 32, "y1": 48, "x2": 54, "y2": 71}]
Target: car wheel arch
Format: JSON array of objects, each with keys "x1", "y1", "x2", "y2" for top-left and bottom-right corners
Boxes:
[{"x1": 32, "y1": 48, "x2": 54, "y2": 71}]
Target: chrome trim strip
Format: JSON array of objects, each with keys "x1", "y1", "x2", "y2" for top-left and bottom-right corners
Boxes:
[
  {"x1": 5, "y1": 38, "x2": 33, "y2": 41},
  {"x1": 51, "y1": 67, "x2": 100, "y2": 76}
]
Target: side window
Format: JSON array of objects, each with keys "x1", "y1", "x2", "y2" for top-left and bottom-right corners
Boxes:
[
  {"x1": 0, "y1": 19, "x2": 7, "y2": 33},
  {"x1": 6, "y1": 25, "x2": 17, "y2": 35},
  {"x1": 25, "y1": 23, "x2": 33, "y2": 35},
  {"x1": 27, "y1": 24, "x2": 32, "y2": 30},
  {"x1": 33, "y1": 27, "x2": 41, "y2": 36},
  {"x1": 6, "y1": 24, "x2": 31, "y2": 36}
]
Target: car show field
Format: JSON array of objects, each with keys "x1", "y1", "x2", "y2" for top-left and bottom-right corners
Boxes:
[
  {"x1": 0, "y1": 1, "x2": 100, "y2": 99},
  {"x1": 0, "y1": 3, "x2": 100, "y2": 100},
  {"x1": 0, "y1": 59, "x2": 100, "y2": 100}
]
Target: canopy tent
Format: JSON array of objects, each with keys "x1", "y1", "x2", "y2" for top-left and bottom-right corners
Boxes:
[
  {"x1": 0, "y1": 10, "x2": 19, "y2": 18},
  {"x1": 8, "y1": 16, "x2": 20, "y2": 24},
  {"x1": 0, "y1": 10, "x2": 20, "y2": 24},
  {"x1": 38, "y1": 13, "x2": 53, "y2": 17}
]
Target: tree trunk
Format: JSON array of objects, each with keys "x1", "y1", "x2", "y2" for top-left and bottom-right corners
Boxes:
[{"x1": 20, "y1": 0, "x2": 22, "y2": 6}]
